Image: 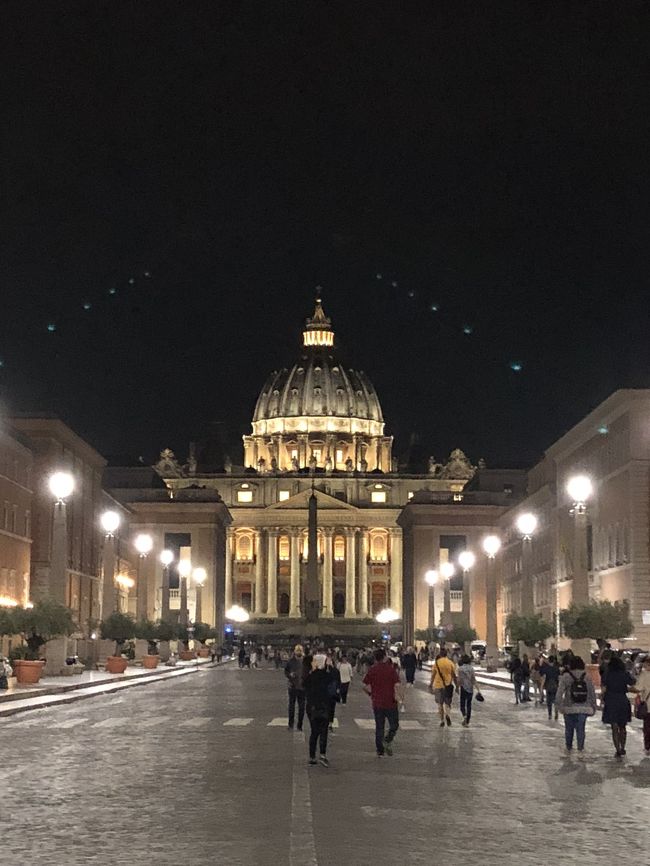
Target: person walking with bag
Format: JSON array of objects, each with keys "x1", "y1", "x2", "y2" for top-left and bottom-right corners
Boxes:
[
  {"x1": 634, "y1": 655, "x2": 650, "y2": 756},
  {"x1": 457, "y1": 654, "x2": 482, "y2": 726},
  {"x1": 429, "y1": 648, "x2": 457, "y2": 727},
  {"x1": 602, "y1": 654, "x2": 635, "y2": 758},
  {"x1": 305, "y1": 654, "x2": 333, "y2": 767},
  {"x1": 556, "y1": 655, "x2": 597, "y2": 756}
]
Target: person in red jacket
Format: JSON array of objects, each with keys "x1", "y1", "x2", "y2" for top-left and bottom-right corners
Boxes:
[{"x1": 363, "y1": 648, "x2": 400, "y2": 756}]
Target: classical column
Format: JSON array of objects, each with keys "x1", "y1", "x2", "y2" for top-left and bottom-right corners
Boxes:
[
  {"x1": 224, "y1": 528, "x2": 233, "y2": 611},
  {"x1": 161, "y1": 562, "x2": 171, "y2": 621},
  {"x1": 485, "y1": 555, "x2": 499, "y2": 672},
  {"x1": 571, "y1": 508, "x2": 591, "y2": 660},
  {"x1": 389, "y1": 529, "x2": 402, "y2": 615},
  {"x1": 521, "y1": 536, "x2": 534, "y2": 616},
  {"x1": 254, "y1": 530, "x2": 264, "y2": 615},
  {"x1": 344, "y1": 530, "x2": 356, "y2": 617},
  {"x1": 358, "y1": 530, "x2": 369, "y2": 617},
  {"x1": 100, "y1": 533, "x2": 117, "y2": 617},
  {"x1": 266, "y1": 530, "x2": 279, "y2": 616},
  {"x1": 290, "y1": 530, "x2": 301, "y2": 617},
  {"x1": 322, "y1": 528, "x2": 334, "y2": 617}
]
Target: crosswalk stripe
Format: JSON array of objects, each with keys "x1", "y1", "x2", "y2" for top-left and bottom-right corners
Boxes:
[
  {"x1": 93, "y1": 716, "x2": 131, "y2": 728},
  {"x1": 399, "y1": 720, "x2": 423, "y2": 730},
  {"x1": 137, "y1": 716, "x2": 170, "y2": 728},
  {"x1": 355, "y1": 719, "x2": 376, "y2": 729},
  {"x1": 178, "y1": 717, "x2": 212, "y2": 728},
  {"x1": 267, "y1": 717, "x2": 289, "y2": 726},
  {"x1": 223, "y1": 718, "x2": 254, "y2": 726},
  {"x1": 52, "y1": 718, "x2": 89, "y2": 729}
]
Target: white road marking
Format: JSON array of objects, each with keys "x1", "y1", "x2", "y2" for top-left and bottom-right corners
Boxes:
[
  {"x1": 178, "y1": 717, "x2": 213, "y2": 728},
  {"x1": 399, "y1": 720, "x2": 423, "y2": 729},
  {"x1": 224, "y1": 718, "x2": 254, "y2": 726},
  {"x1": 51, "y1": 718, "x2": 89, "y2": 729},
  {"x1": 289, "y1": 732, "x2": 317, "y2": 866},
  {"x1": 93, "y1": 716, "x2": 131, "y2": 728},
  {"x1": 355, "y1": 719, "x2": 375, "y2": 729},
  {"x1": 268, "y1": 717, "x2": 290, "y2": 726},
  {"x1": 137, "y1": 716, "x2": 170, "y2": 728}
]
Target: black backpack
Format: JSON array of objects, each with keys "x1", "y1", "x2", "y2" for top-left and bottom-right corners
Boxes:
[{"x1": 568, "y1": 671, "x2": 588, "y2": 704}]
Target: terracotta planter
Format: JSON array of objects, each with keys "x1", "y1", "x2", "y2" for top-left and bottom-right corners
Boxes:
[
  {"x1": 142, "y1": 654, "x2": 160, "y2": 669},
  {"x1": 586, "y1": 663, "x2": 601, "y2": 688},
  {"x1": 105, "y1": 656, "x2": 128, "y2": 674},
  {"x1": 13, "y1": 659, "x2": 45, "y2": 685},
  {"x1": 179, "y1": 650, "x2": 197, "y2": 661},
  {"x1": 197, "y1": 648, "x2": 210, "y2": 658}
]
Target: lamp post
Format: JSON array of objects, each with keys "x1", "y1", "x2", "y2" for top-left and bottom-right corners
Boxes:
[
  {"x1": 440, "y1": 561, "x2": 455, "y2": 619},
  {"x1": 46, "y1": 471, "x2": 75, "y2": 675},
  {"x1": 516, "y1": 512, "x2": 537, "y2": 617},
  {"x1": 458, "y1": 550, "x2": 476, "y2": 626},
  {"x1": 193, "y1": 567, "x2": 207, "y2": 623},
  {"x1": 483, "y1": 534, "x2": 501, "y2": 672},
  {"x1": 160, "y1": 549, "x2": 174, "y2": 621},
  {"x1": 424, "y1": 569, "x2": 438, "y2": 632},
  {"x1": 178, "y1": 559, "x2": 191, "y2": 627},
  {"x1": 100, "y1": 510, "x2": 121, "y2": 618},
  {"x1": 134, "y1": 533, "x2": 153, "y2": 619},
  {"x1": 566, "y1": 474, "x2": 593, "y2": 659}
]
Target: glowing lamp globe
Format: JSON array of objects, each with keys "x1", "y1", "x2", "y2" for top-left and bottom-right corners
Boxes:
[
  {"x1": 482, "y1": 535, "x2": 501, "y2": 558},
  {"x1": 375, "y1": 607, "x2": 399, "y2": 624},
  {"x1": 193, "y1": 567, "x2": 207, "y2": 586},
  {"x1": 567, "y1": 474, "x2": 593, "y2": 505},
  {"x1": 160, "y1": 549, "x2": 174, "y2": 567},
  {"x1": 100, "y1": 510, "x2": 121, "y2": 535},
  {"x1": 134, "y1": 533, "x2": 153, "y2": 556},
  {"x1": 178, "y1": 559, "x2": 192, "y2": 578},
  {"x1": 440, "y1": 562, "x2": 455, "y2": 580},
  {"x1": 424, "y1": 569, "x2": 439, "y2": 586},
  {"x1": 226, "y1": 604, "x2": 250, "y2": 623},
  {"x1": 516, "y1": 512, "x2": 538, "y2": 537},
  {"x1": 49, "y1": 471, "x2": 74, "y2": 501},
  {"x1": 458, "y1": 551, "x2": 476, "y2": 572}
]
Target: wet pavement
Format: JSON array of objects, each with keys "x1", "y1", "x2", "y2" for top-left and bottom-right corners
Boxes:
[{"x1": 3, "y1": 664, "x2": 649, "y2": 865}]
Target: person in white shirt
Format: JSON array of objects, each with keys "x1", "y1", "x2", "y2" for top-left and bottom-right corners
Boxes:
[
  {"x1": 337, "y1": 656, "x2": 353, "y2": 704},
  {"x1": 635, "y1": 655, "x2": 650, "y2": 756}
]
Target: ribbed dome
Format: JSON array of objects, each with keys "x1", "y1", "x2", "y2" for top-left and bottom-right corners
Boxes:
[{"x1": 253, "y1": 349, "x2": 384, "y2": 423}]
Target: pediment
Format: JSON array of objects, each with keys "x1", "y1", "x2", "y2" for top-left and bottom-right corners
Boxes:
[{"x1": 266, "y1": 489, "x2": 358, "y2": 512}]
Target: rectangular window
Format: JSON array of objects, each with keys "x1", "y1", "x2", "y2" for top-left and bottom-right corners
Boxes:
[
  {"x1": 237, "y1": 490, "x2": 253, "y2": 503},
  {"x1": 312, "y1": 449, "x2": 321, "y2": 463},
  {"x1": 10, "y1": 506, "x2": 16, "y2": 534},
  {"x1": 290, "y1": 449, "x2": 298, "y2": 460},
  {"x1": 371, "y1": 491, "x2": 386, "y2": 503},
  {"x1": 335, "y1": 449, "x2": 344, "y2": 465},
  {"x1": 24, "y1": 511, "x2": 30, "y2": 538},
  {"x1": 278, "y1": 490, "x2": 290, "y2": 502}
]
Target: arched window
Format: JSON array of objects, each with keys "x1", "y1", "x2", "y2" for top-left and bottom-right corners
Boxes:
[
  {"x1": 279, "y1": 592, "x2": 290, "y2": 615},
  {"x1": 236, "y1": 533, "x2": 253, "y2": 561},
  {"x1": 334, "y1": 536, "x2": 345, "y2": 561},
  {"x1": 370, "y1": 532, "x2": 387, "y2": 562},
  {"x1": 278, "y1": 536, "x2": 290, "y2": 561}
]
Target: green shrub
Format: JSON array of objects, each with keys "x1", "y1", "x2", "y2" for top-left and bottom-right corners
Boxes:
[{"x1": 100, "y1": 611, "x2": 136, "y2": 656}]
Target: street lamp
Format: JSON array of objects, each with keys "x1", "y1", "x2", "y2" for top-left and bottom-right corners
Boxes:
[
  {"x1": 424, "y1": 569, "x2": 438, "y2": 586},
  {"x1": 482, "y1": 535, "x2": 501, "y2": 672},
  {"x1": 566, "y1": 473, "x2": 593, "y2": 658},
  {"x1": 134, "y1": 533, "x2": 153, "y2": 620},
  {"x1": 193, "y1": 567, "x2": 207, "y2": 623},
  {"x1": 100, "y1": 509, "x2": 121, "y2": 536},
  {"x1": 49, "y1": 471, "x2": 74, "y2": 503},
  {"x1": 424, "y1": 569, "x2": 439, "y2": 633},
  {"x1": 458, "y1": 550, "x2": 476, "y2": 626},
  {"x1": 134, "y1": 533, "x2": 153, "y2": 556},
  {"x1": 226, "y1": 604, "x2": 250, "y2": 623},
  {"x1": 567, "y1": 474, "x2": 593, "y2": 513},
  {"x1": 516, "y1": 512, "x2": 537, "y2": 617},
  {"x1": 178, "y1": 559, "x2": 192, "y2": 627},
  {"x1": 160, "y1": 550, "x2": 174, "y2": 620},
  {"x1": 440, "y1": 562, "x2": 455, "y2": 580},
  {"x1": 100, "y1": 509, "x2": 122, "y2": 619}
]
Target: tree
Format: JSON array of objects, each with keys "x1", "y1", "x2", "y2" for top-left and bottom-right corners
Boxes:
[
  {"x1": 506, "y1": 613, "x2": 554, "y2": 646},
  {"x1": 12, "y1": 599, "x2": 77, "y2": 659},
  {"x1": 134, "y1": 619, "x2": 160, "y2": 655},
  {"x1": 0, "y1": 606, "x2": 16, "y2": 639},
  {"x1": 560, "y1": 600, "x2": 632, "y2": 643},
  {"x1": 100, "y1": 611, "x2": 136, "y2": 657},
  {"x1": 191, "y1": 622, "x2": 211, "y2": 646},
  {"x1": 447, "y1": 623, "x2": 477, "y2": 646}
]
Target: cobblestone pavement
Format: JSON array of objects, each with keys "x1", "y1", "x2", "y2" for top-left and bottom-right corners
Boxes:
[{"x1": 3, "y1": 665, "x2": 649, "y2": 866}]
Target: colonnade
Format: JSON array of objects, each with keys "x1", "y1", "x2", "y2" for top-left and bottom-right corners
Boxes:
[{"x1": 225, "y1": 526, "x2": 402, "y2": 619}]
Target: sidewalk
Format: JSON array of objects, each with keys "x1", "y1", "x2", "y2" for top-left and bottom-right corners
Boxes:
[{"x1": 0, "y1": 657, "x2": 233, "y2": 718}]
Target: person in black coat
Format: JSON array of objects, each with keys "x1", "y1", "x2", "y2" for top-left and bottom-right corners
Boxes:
[{"x1": 304, "y1": 655, "x2": 334, "y2": 766}]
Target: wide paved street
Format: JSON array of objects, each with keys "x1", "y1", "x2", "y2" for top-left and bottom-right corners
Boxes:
[{"x1": 3, "y1": 664, "x2": 649, "y2": 866}]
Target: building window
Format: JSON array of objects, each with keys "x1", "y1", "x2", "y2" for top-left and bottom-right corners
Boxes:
[
  {"x1": 236, "y1": 534, "x2": 253, "y2": 561},
  {"x1": 371, "y1": 491, "x2": 386, "y2": 503},
  {"x1": 370, "y1": 533, "x2": 387, "y2": 562},
  {"x1": 279, "y1": 536, "x2": 290, "y2": 561},
  {"x1": 237, "y1": 490, "x2": 253, "y2": 503},
  {"x1": 312, "y1": 449, "x2": 321, "y2": 464},
  {"x1": 290, "y1": 449, "x2": 298, "y2": 461},
  {"x1": 24, "y1": 511, "x2": 31, "y2": 538},
  {"x1": 278, "y1": 490, "x2": 290, "y2": 502},
  {"x1": 335, "y1": 448, "x2": 344, "y2": 465},
  {"x1": 334, "y1": 536, "x2": 345, "y2": 561},
  {"x1": 10, "y1": 506, "x2": 16, "y2": 534}
]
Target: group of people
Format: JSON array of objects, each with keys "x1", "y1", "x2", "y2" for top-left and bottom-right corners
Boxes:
[{"x1": 428, "y1": 648, "x2": 482, "y2": 727}]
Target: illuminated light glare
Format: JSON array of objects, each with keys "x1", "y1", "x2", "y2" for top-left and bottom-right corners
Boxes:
[
  {"x1": 430, "y1": 303, "x2": 439, "y2": 312},
  {"x1": 458, "y1": 551, "x2": 476, "y2": 571},
  {"x1": 598, "y1": 425, "x2": 609, "y2": 435},
  {"x1": 391, "y1": 281, "x2": 398, "y2": 287},
  {"x1": 25, "y1": 601, "x2": 34, "y2": 609},
  {"x1": 376, "y1": 273, "x2": 382, "y2": 280},
  {"x1": 424, "y1": 569, "x2": 439, "y2": 586},
  {"x1": 108, "y1": 287, "x2": 117, "y2": 295},
  {"x1": 0, "y1": 596, "x2": 19, "y2": 607},
  {"x1": 134, "y1": 533, "x2": 153, "y2": 556},
  {"x1": 178, "y1": 559, "x2": 192, "y2": 578},
  {"x1": 47, "y1": 323, "x2": 56, "y2": 332},
  {"x1": 516, "y1": 512, "x2": 538, "y2": 537},
  {"x1": 462, "y1": 325, "x2": 473, "y2": 335},
  {"x1": 407, "y1": 290, "x2": 415, "y2": 298},
  {"x1": 226, "y1": 605, "x2": 250, "y2": 623},
  {"x1": 510, "y1": 361, "x2": 522, "y2": 372},
  {"x1": 440, "y1": 562, "x2": 455, "y2": 580},
  {"x1": 83, "y1": 302, "x2": 92, "y2": 311},
  {"x1": 302, "y1": 329, "x2": 334, "y2": 347},
  {"x1": 567, "y1": 474, "x2": 593, "y2": 505},
  {"x1": 49, "y1": 471, "x2": 74, "y2": 501},
  {"x1": 375, "y1": 607, "x2": 400, "y2": 624},
  {"x1": 483, "y1": 535, "x2": 502, "y2": 558},
  {"x1": 193, "y1": 567, "x2": 207, "y2": 585},
  {"x1": 160, "y1": 549, "x2": 174, "y2": 567},
  {"x1": 100, "y1": 510, "x2": 121, "y2": 535},
  {"x1": 115, "y1": 574, "x2": 135, "y2": 590}
]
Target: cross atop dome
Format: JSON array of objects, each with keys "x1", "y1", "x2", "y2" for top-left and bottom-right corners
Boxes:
[{"x1": 303, "y1": 295, "x2": 334, "y2": 347}]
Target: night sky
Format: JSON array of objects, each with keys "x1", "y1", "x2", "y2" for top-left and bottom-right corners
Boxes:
[{"x1": 2, "y1": 2, "x2": 650, "y2": 470}]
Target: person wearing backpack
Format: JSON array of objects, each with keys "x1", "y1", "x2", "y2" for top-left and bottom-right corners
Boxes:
[{"x1": 556, "y1": 655, "x2": 597, "y2": 755}]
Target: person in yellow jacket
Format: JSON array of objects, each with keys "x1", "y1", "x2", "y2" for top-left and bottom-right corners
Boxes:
[{"x1": 429, "y1": 647, "x2": 458, "y2": 727}]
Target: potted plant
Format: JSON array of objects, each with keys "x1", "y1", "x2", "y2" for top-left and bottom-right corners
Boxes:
[
  {"x1": 9, "y1": 599, "x2": 77, "y2": 684},
  {"x1": 134, "y1": 618, "x2": 162, "y2": 669},
  {"x1": 506, "y1": 613, "x2": 554, "y2": 655},
  {"x1": 192, "y1": 622, "x2": 211, "y2": 657},
  {"x1": 560, "y1": 600, "x2": 633, "y2": 686},
  {"x1": 176, "y1": 622, "x2": 196, "y2": 660},
  {"x1": 100, "y1": 611, "x2": 136, "y2": 674}
]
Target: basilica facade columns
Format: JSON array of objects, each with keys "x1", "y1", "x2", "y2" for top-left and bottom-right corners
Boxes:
[
  {"x1": 322, "y1": 528, "x2": 334, "y2": 617},
  {"x1": 289, "y1": 530, "x2": 301, "y2": 617},
  {"x1": 254, "y1": 530, "x2": 264, "y2": 615},
  {"x1": 266, "y1": 530, "x2": 279, "y2": 617},
  {"x1": 390, "y1": 528, "x2": 402, "y2": 615},
  {"x1": 344, "y1": 529, "x2": 357, "y2": 617},
  {"x1": 358, "y1": 530, "x2": 369, "y2": 617},
  {"x1": 224, "y1": 528, "x2": 233, "y2": 611}
]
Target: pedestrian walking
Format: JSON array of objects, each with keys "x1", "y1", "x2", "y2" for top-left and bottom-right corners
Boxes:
[
  {"x1": 417, "y1": 648, "x2": 425, "y2": 671},
  {"x1": 274, "y1": 648, "x2": 282, "y2": 670},
  {"x1": 305, "y1": 654, "x2": 332, "y2": 767},
  {"x1": 520, "y1": 654, "x2": 531, "y2": 702},
  {"x1": 601, "y1": 654, "x2": 635, "y2": 758},
  {"x1": 457, "y1": 654, "x2": 481, "y2": 726},
  {"x1": 363, "y1": 648, "x2": 400, "y2": 756},
  {"x1": 540, "y1": 655, "x2": 560, "y2": 720},
  {"x1": 326, "y1": 654, "x2": 341, "y2": 731},
  {"x1": 634, "y1": 655, "x2": 650, "y2": 756},
  {"x1": 429, "y1": 647, "x2": 457, "y2": 727},
  {"x1": 238, "y1": 645, "x2": 246, "y2": 669},
  {"x1": 285, "y1": 644, "x2": 307, "y2": 731},
  {"x1": 510, "y1": 655, "x2": 523, "y2": 703},
  {"x1": 337, "y1": 655, "x2": 353, "y2": 704},
  {"x1": 402, "y1": 646, "x2": 417, "y2": 687},
  {"x1": 530, "y1": 656, "x2": 543, "y2": 705},
  {"x1": 556, "y1": 655, "x2": 597, "y2": 756},
  {"x1": 250, "y1": 647, "x2": 258, "y2": 669}
]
